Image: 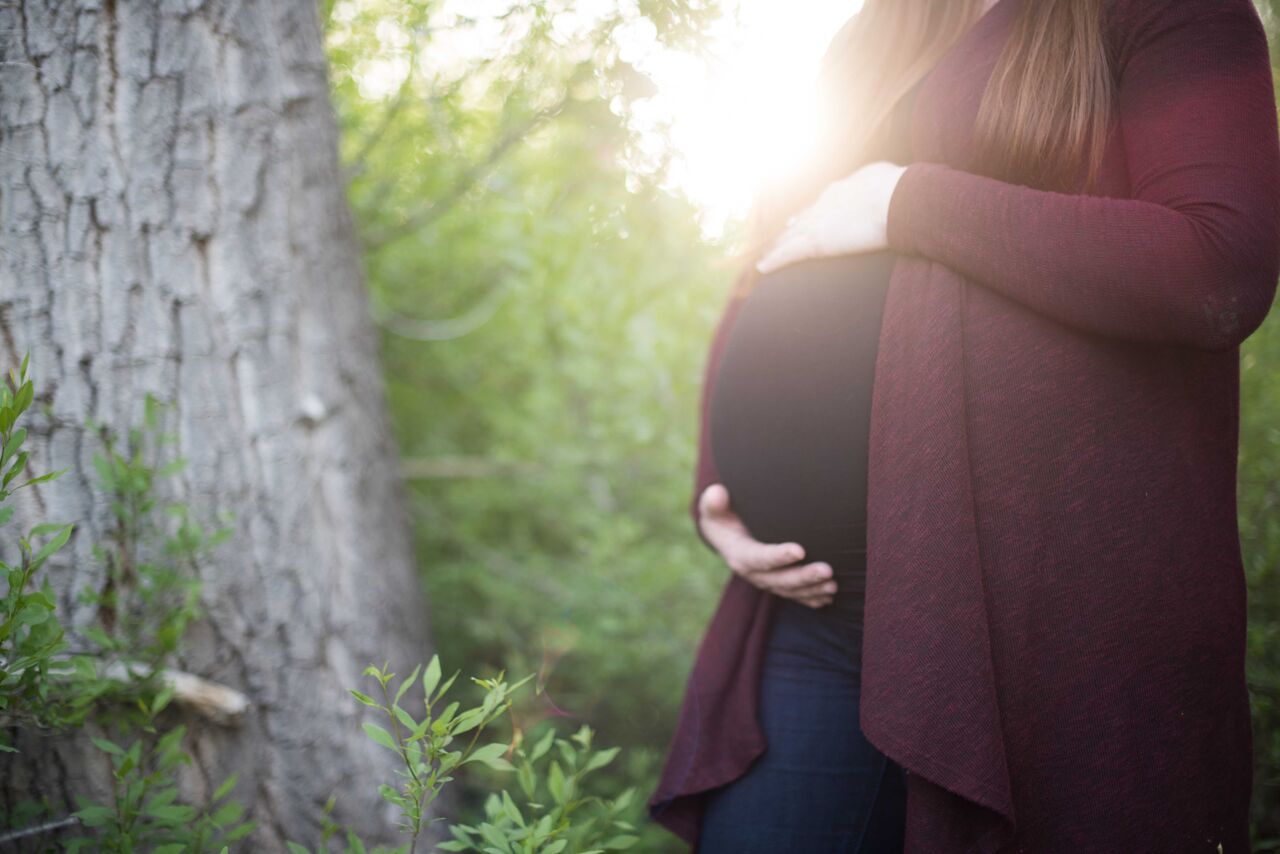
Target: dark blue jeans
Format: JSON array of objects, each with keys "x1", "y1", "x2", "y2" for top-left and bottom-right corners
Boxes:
[{"x1": 698, "y1": 564, "x2": 908, "y2": 853}]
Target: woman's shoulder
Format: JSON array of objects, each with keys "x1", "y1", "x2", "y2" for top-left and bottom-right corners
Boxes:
[
  {"x1": 1103, "y1": 0, "x2": 1268, "y2": 74},
  {"x1": 1104, "y1": 0, "x2": 1263, "y2": 31}
]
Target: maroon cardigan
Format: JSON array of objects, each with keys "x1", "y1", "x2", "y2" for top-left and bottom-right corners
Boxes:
[{"x1": 647, "y1": 0, "x2": 1280, "y2": 851}]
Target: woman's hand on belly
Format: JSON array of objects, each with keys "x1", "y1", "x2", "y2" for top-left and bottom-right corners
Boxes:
[
  {"x1": 755, "y1": 160, "x2": 908, "y2": 275},
  {"x1": 696, "y1": 484, "x2": 837, "y2": 609}
]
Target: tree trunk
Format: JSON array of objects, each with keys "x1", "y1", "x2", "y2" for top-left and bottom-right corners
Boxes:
[{"x1": 0, "y1": 0, "x2": 439, "y2": 848}]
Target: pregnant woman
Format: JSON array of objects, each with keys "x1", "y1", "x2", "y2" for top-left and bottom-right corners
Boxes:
[
  {"x1": 690, "y1": 64, "x2": 925, "y2": 854},
  {"x1": 649, "y1": 0, "x2": 1280, "y2": 852}
]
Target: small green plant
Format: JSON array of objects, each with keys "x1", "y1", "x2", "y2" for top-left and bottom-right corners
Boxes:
[
  {"x1": 66, "y1": 714, "x2": 253, "y2": 853},
  {"x1": 0, "y1": 352, "x2": 76, "y2": 750},
  {"x1": 57, "y1": 392, "x2": 249, "y2": 851},
  {"x1": 331, "y1": 656, "x2": 637, "y2": 854},
  {"x1": 344, "y1": 656, "x2": 531, "y2": 853},
  {"x1": 0, "y1": 361, "x2": 251, "y2": 850},
  {"x1": 439, "y1": 722, "x2": 638, "y2": 854},
  {"x1": 4, "y1": 357, "x2": 644, "y2": 853},
  {"x1": 282, "y1": 794, "x2": 405, "y2": 854},
  {"x1": 78, "y1": 393, "x2": 233, "y2": 679}
]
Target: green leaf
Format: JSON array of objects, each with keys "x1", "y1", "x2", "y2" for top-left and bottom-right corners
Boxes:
[
  {"x1": 73, "y1": 805, "x2": 115, "y2": 827},
  {"x1": 463, "y1": 741, "x2": 512, "y2": 770},
  {"x1": 224, "y1": 821, "x2": 256, "y2": 842},
  {"x1": 612, "y1": 787, "x2": 635, "y2": 811},
  {"x1": 15, "y1": 379, "x2": 32, "y2": 413},
  {"x1": 452, "y1": 707, "x2": 486, "y2": 735},
  {"x1": 529, "y1": 726, "x2": 556, "y2": 762},
  {"x1": 91, "y1": 737, "x2": 125, "y2": 756},
  {"x1": 555, "y1": 739, "x2": 576, "y2": 768},
  {"x1": 212, "y1": 799, "x2": 245, "y2": 826},
  {"x1": 584, "y1": 746, "x2": 620, "y2": 772},
  {"x1": 143, "y1": 786, "x2": 179, "y2": 812},
  {"x1": 2, "y1": 426, "x2": 26, "y2": 466},
  {"x1": 433, "y1": 668, "x2": 461, "y2": 705},
  {"x1": 500, "y1": 789, "x2": 525, "y2": 826},
  {"x1": 146, "y1": 803, "x2": 197, "y2": 822},
  {"x1": 547, "y1": 760, "x2": 566, "y2": 803},
  {"x1": 395, "y1": 663, "x2": 421, "y2": 704},
  {"x1": 362, "y1": 721, "x2": 399, "y2": 752},
  {"x1": 31, "y1": 523, "x2": 73, "y2": 568},
  {"x1": 434, "y1": 700, "x2": 460, "y2": 729},
  {"x1": 14, "y1": 603, "x2": 50, "y2": 626},
  {"x1": 517, "y1": 761, "x2": 536, "y2": 799},
  {"x1": 408, "y1": 715, "x2": 433, "y2": 742},
  {"x1": 392, "y1": 702, "x2": 418, "y2": 733},
  {"x1": 3, "y1": 451, "x2": 27, "y2": 487},
  {"x1": 213, "y1": 772, "x2": 240, "y2": 802},
  {"x1": 21, "y1": 467, "x2": 67, "y2": 489},
  {"x1": 422, "y1": 654, "x2": 442, "y2": 704},
  {"x1": 349, "y1": 689, "x2": 381, "y2": 708},
  {"x1": 600, "y1": 835, "x2": 639, "y2": 850}
]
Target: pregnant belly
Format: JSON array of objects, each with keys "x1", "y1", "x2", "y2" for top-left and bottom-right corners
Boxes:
[{"x1": 708, "y1": 251, "x2": 897, "y2": 551}]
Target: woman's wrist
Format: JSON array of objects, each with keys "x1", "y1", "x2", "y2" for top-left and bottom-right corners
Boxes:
[{"x1": 871, "y1": 161, "x2": 910, "y2": 245}]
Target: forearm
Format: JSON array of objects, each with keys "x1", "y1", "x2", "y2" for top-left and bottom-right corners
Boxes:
[
  {"x1": 886, "y1": 162, "x2": 1280, "y2": 351},
  {"x1": 884, "y1": 0, "x2": 1280, "y2": 353}
]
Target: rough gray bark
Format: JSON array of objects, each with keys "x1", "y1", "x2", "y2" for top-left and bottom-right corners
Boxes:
[{"x1": 0, "y1": 0, "x2": 439, "y2": 849}]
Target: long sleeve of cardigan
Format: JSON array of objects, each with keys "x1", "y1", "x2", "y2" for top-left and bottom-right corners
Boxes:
[{"x1": 885, "y1": 0, "x2": 1280, "y2": 353}]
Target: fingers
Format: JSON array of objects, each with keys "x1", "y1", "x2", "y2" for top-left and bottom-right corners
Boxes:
[
  {"x1": 700, "y1": 484, "x2": 805, "y2": 563},
  {"x1": 698, "y1": 482, "x2": 731, "y2": 517},
  {"x1": 749, "y1": 559, "x2": 833, "y2": 593},
  {"x1": 745, "y1": 559, "x2": 839, "y2": 609},
  {"x1": 699, "y1": 483, "x2": 834, "y2": 609},
  {"x1": 767, "y1": 563, "x2": 838, "y2": 609},
  {"x1": 699, "y1": 483, "x2": 750, "y2": 548},
  {"x1": 755, "y1": 227, "x2": 817, "y2": 275},
  {"x1": 724, "y1": 538, "x2": 807, "y2": 577},
  {"x1": 780, "y1": 573, "x2": 839, "y2": 609},
  {"x1": 791, "y1": 587, "x2": 837, "y2": 609}
]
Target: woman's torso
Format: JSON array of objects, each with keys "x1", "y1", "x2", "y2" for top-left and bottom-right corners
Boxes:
[{"x1": 706, "y1": 84, "x2": 920, "y2": 570}]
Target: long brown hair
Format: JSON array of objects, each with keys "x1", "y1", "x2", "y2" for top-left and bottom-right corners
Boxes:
[{"x1": 729, "y1": 0, "x2": 1113, "y2": 289}]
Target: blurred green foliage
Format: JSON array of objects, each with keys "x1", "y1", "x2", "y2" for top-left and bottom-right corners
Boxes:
[
  {"x1": 324, "y1": 1, "x2": 732, "y2": 849},
  {"x1": 1242, "y1": 314, "x2": 1280, "y2": 851},
  {"x1": 325, "y1": 1, "x2": 1280, "y2": 849}
]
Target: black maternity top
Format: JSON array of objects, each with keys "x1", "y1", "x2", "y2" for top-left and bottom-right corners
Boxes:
[{"x1": 707, "y1": 86, "x2": 919, "y2": 622}]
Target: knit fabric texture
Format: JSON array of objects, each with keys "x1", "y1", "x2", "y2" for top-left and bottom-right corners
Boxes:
[{"x1": 647, "y1": 0, "x2": 1280, "y2": 851}]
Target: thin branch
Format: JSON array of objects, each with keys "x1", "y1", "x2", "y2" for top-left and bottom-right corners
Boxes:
[
  {"x1": 0, "y1": 815, "x2": 81, "y2": 845},
  {"x1": 2, "y1": 656, "x2": 252, "y2": 724},
  {"x1": 359, "y1": 92, "x2": 576, "y2": 250},
  {"x1": 102, "y1": 661, "x2": 250, "y2": 724}
]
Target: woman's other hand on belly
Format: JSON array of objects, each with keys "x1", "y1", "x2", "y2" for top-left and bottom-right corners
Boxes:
[
  {"x1": 755, "y1": 160, "x2": 908, "y2": 275},
  {"x1": 696, "y1": 483, "x2": 836, "y2": 609}
]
